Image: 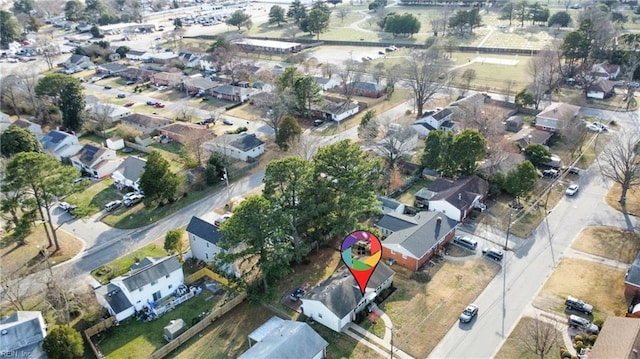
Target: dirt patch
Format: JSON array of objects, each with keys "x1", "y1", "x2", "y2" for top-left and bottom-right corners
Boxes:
[
  {"x1": 383, "y1": 258, "x2": 500, "y2": 358},
  {"x1": 572, "y1": 226, "x2": 640, "y2": 264},
  {"x1": 1, "y1": 225, "x2": 83, "y2": 278},
  {"x1": 606, "y1": 183, "x2": 640, "y2": 216},
  {"x1": 495, "y1": 316, "x2": 563, "y2": 359},
  {"x1": 532, "y1": 258, "x2": 627, "y2": 321}
]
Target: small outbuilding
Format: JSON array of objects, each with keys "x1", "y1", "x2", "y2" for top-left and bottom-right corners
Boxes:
[
  {"x1": 163, "y1": 318, "x2": 187, "y2": 342},
  {"x1": 504, "y1": 115, "x2": 523, "y2": 132}
]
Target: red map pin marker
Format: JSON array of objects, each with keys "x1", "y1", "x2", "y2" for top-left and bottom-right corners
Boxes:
[{"x1": 340, "y1": 230, "x2": 382, "y2": 295}]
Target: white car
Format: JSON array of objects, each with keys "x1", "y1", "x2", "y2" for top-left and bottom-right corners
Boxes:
[
  {"x1": 565, "y1": 184, "x2": 580, "y2": 196},
  {"x1": 586, "y1": 123, "x2": 602, "y2": 133},
  {"x1": 593, "y1": 122, "x2": 608, "y2": 131}
]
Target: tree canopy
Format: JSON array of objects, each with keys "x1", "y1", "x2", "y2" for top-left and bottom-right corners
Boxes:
[
  {"x1": 43, "y1": 325, "x2": 84, "y2": 359},
  {"x1": 448, "y1": 8, "x2": 482, "y2": 35},
  {"x1": 1, "y1": 126, "x2": 42, "y2": 157},
  {"x1": 524, "y1": 143, "x2": 551, "y2": 166},
  {"x1": 306, "y1": 2, "x2": 331, "y2": 39},
  {"x1": 276, "y1": 115, "x2": 302, "y2": 151},
  {"x1": 548, "y1": 11, "x2": 571, "y2": 27},
  {"x1": 36, "y1": 74, "x2": 85, "y2": 132},
  {"x1": 504, "y1": 160, "x2": 538, "y2": 198},
  {"x1": 226, "y1": 10, "x2": 251, "y2": 31},
  {"x1": 384, "y1": 13, "x2": 421, "y2": 37},
  {"x1": 0, "y1": 10, "x2": 21, "y2": 47},
  {"x1": 269, "y1": 5, "x2": 286, "y2": 26},
  {"x1": 422, "y1": 129, "x2": 487, "y2": 177},
  {"x1": 139, "y1": 151, "x2": 179, "y2": 207}
]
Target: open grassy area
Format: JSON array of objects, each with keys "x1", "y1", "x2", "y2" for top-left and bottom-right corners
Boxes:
[
  {"x1": 572, "y1": 226, "x2": 640, "y2": 264},
  {"x1": 532, "y1": 258, "x2": 628, "y2": 321},
  {"x1": 606, "y1": 183, "x2": 640, "y2": 216},
  {"x1": 98, "y1": 292, "x2": 220, "y2": 359},
  {"x1": 383, "y1": 258, "x2": 500, "y2": 358},
  {"x1": 91, "y1": 242, "x2": 168, "y2": 284},
  {"x1": 495, "y1": 316, "x2": 562, "y2": 359},
  {"x1": 65, "y1": 178, "x2": 122, "y2": 216}
]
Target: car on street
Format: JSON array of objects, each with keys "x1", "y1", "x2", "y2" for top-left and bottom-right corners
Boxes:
[
  {"x1": 105, "y1": 200, "x2": 122, "y2": 212},
  {"x1": 124, "y1": 194, "x2": 144, "y2": 207},
  {"x1": 565, "y1": 184, "x2": 580, "y2": 196},
  {"x1": 565, "y1": 296, "x2": 594, "y2": 314},
  {"x1": 117, "y1": 93, "x2": 126, "y2": 98},
  {"x1": 124, "y1": 102, "x2": 134, "y2": 107},
  {"x1": 125, "y1": 80, "x2": 135, "y2": 85},
  {"x1": 154, "y1": 102, "x2": 165, "y2": 108},
  {"x1": 459, "y1": 304, "x2": 478, "y2": 323},
  {"x1": 146, "y1": 100, "x2": 157, "y2": 105},
  {"x1": 59, "y1": 202, "x2": 77, "y2": 213},
  {"x1": 214, "y1": 212, "x2": 233, "y2": 227},
  {"x1": 482, "y1": 247, "x2": 504, "y2": 262},
  {"x1": 104, "y1": 85, "x2": 112, "y2": 90},
  {"x1": 222, "y1": 119, "x2": 233, "y2": 125},
  {"x1": 289, "y1": 287, "x2": 305, "y2": 301},
  {"x1": 453, "y1": 235, "x2": 478, "y2": 250},
  {"x1": 568, "y1": 315, "x2": 599, "y2": 334}
]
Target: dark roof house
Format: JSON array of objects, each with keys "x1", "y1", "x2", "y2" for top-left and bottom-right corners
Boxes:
[
  {"x1": 121, "y1": 256, "x2": 181, "y2": 292},
  {"x1": 186, "y1": 216, "x2": 221, "y2": 245},
  {"x1": 238, "y1": 318, "x2": 328, "y2": 359},
  {"x1": 229, "y1": 133, "x2": 264, "y2": 152},
  {"x1": 421, "y1": 176, "x2": 489, "y2": 222},
  {"x1": 0, "y1": 311, "x2": 47, "y2": 358}
]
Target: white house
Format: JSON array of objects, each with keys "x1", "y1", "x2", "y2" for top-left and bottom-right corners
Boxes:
[
  {"x1": 321, "y1": 101, "x2": 360, "y2": 122},
  {"x1": 70, "y1": 144, "x2": 121, "y2": 179},
  {"x1": 11, "y1": 118, "x2": 43, "y2": 135},
  {"x1": 239, "y1": 317, "x2": 328, "y2": 359},
  {"x1": 314, "y1": 76, "x2": 339, "y2": 92},
  {"x1": 106, "y1": 136, "x2": 125, "y2": 151},
  {"x1": 125, "y1": 49, "x2": 147, "y2": 61},
  {"x1": 112, "y1": 156, "x2": 146, "y2": 191},
  {"x1": 419, "y1": 176, "x2": 489, "y2": 222},
  {"x1": 203, "y1": 133, "x2": 265, "y2": 162},
  {"x1": 94, "y1": 256, "x2": 184, "y2": 321},
  {"x1": 535, "y1": 103, "x2": 580, "y2": 132},
  {"x1": 186, "y1": 216, "x2": 224, "y2": 263},
  {"x1": 586, "y1": 78, "x2": 615, "y2": 100},
  {"x1": 0, "y1": 311, "x2": 47, "y2": 358},
  {"x1": 412, "y1": 108, "x2": 456, "y2": 137},
  {"x1": 301, "y1": 263, "x2": 394, "y2": 333},
  {"x1": 0, "y1": 112, "x2": 11, "y2": 132},
  {"x1": 86, "y1": 102, "x2": 133, "y2": 123},
  {"x1": 39, "y1": 130, "x2": 82, "y2": 160},
  {"x1": 378, "y1": 196, "x2": 405, "y2": 215}
]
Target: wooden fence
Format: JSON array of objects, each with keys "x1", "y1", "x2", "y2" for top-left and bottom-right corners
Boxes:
[
  {"x1": 124, "y1": 140, "x2": 152, "y2": 153},
  {"x1": 148, "y1": 292, "x2": 247, "y2": 359},
  {"x1": 84, "y1": 316, "x2": 117, "y2": 359},
  {"x1": 185, "y1": 267, "x2": 230, "y2": 287}
]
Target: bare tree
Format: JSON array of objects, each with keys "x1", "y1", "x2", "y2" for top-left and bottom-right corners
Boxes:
[
  {"x1": 504, "y1": 79, "x2": 516, "y2": 103},
  {"x1": 485, "y1": 136, "x2": 513, "y2": 175},
  {"x1": 460, "y1": 68, "x2": 477, "y2": 96},
  {"x1": 0, "y1": 76, "x2": 24, "y2": 118},
  {"x1": 600, "y1": 130, "x2": 640, "y2": 205},
  {"x1": 376, "y1": 126, "x2": 418, "y2": 170},
  {"x1": 527, "y1": 46, "x2": 562, "y2": 109},
  {"x1": 252, "y1": 91, "x2": 295, "y2": 139},
  {"x1": 175, "y1": 106, "x2": 195, "y2": 122},
  {"x1": 35, "y1": 0, "x2": 64, "y2": 18},
  {"x1": 517, "y1": 316, "x2": 560, "y2": 359},
  {"x1": 336, "y1": 8, "x2": 349, "y2": 23},
  {"x1": 339, "y1": 58, "x2": 363, "y2": 105},
  {"x1": 208, "y1": 107, "x2": 225, "y2": 126},
  {"x1": 402, "y1": 47, "x2": 452, "y2": 117},
  {"x1": 0, "y1": 268, "x2": 35, "y2": 311},
  {"x1": 182, "y1": 132, "x2": 211, "y2": 165},
  {"x1": 87, "y1": 103, "x2": 115, "y2": 135},
  {"x1": 292, "y1": 132, "x2": 324, "y2": 160}
]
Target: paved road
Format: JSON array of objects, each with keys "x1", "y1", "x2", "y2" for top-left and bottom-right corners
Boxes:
[{"x1": 428, "y1": 110, "x2": 640, "y2": 359}]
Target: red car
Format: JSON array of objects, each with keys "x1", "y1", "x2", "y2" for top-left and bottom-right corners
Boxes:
[
  {"x1": 124, "y1": 102, "x2": 135, "y2": 107},
  {"x1": 154, "y1": 102, "x2": 165, "y2": 108}
]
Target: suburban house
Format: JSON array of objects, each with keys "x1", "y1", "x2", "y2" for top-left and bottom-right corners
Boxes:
[
  {"x1": 94, "y1": 256, "x2": 184, "y2": 321},
  {"x1": 412, "y1": 108, "x2": 456, "y2": 137},
  {"x1": 314, "y1": 77, "x2": 340, "y2": 91},
  {"x1": 158, "y1": 123, "x2": 215, "y2": 145},
  {"x1": 199, "y1": 55, "x2": 217, "y2": 72},
  {"x1": 106, "y1": 136, "x2": 125, "y2": 150},
  {"x1": 625, "y1": 252, "x2": 640, "y2": 301},
  {"x1": 588, "y1": 317, "x2": 640, "y2": 359},
  {"x1": 376, "y1": 211, "x2": 458, "y2": 271},
  {"x1": 95, "y1": 62, "x2": 128, "y2": 76},
  {"x1": 186, "y1": 216, "x2": 224, "y2": 264},
  {"x1": 183, "y1": 77, "x2": 218, "y2": 94},
  {"x1": 11, "y1": 118, "x2": 42, "y2": 135},
  {"x1": 150, "y1": 72, "x2": 185, "y2": 87},
  {"x1": 120, "y1": 67, "x2": 156, "y2": 82},
  {"x1": 378, "y1": 196, "x2": 406, "y2": 215},
  {"x1": 535, "y1": 103, "x2": 580, "y2": 132},
  {"x1": 414, "y1": 176, "x2": 489, "y2": 222},
  {"x1": 86, "y1": 102, "x2": 133, "y2": 123},
  {"x1": 178, "y1": 52, "x2": 199, "y2": 66},
  {"x1": 63, "y1": 54, "x2": 93, "y2": 69},
  {"x1": 504, "y1": 115, "x2": 523, "y2": 132},
  {"x1": 447, "y1": 93, "x2": 490, "y2": 122},
  {"x1": 314, "y1": 101, "x2": 360, "y2": 122},
  {"x1": 346, "y1": 81, "x2": 386, "y2": 98},
  {"x1": 109, "y1": 53, "x2": 122, "y2": 62},
  {"x1": 301, "y1": 263, "x2": 394, "y2": 333},
  {"x1": 233, "y1": 38, "x2": 302, "y2": 53},
  {"x1": 144, "y1": 52, "x2": 179, "y2": 64},
  {"x1": 121, "y1": 114, "x2": 172, "y2": 134},
  {"x1": 70, "y1": 144, "x2": 120, "y2": 179},
  {"x1": 591, "y1": 61, "x2": 621, "y2": 80},
  {"x1": 125, "y1": 49, "x2": 147, "y2": 60},
  {"x1": 512, "y1": 128, "x2": 553, "y2": 149},
  {"x1": 238, "y1": 316, "x2": 328, "y2": 359},
  {"x1": 587, "y1": 78, "x2": 615, "y2": 99},
  {"x1": 203, "y1": 133, "x2": 265, "y2": 162},
  {"x1": 211, "y1": 84, "x2": 254, "y2": 102},
  {"x1": 39, "y1": 130, "x2": 82, "y2": 160},
  {"x1": 112, "y1": 156, "x2": 147, "y2": 191},
  {"x1": 0, "y1": 311, "x2": 47, "y2": 358}
]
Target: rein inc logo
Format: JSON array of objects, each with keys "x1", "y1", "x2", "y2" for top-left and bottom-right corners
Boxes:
[{"x1": 340, "y1": 230, "x2": 382, "y2": 295}]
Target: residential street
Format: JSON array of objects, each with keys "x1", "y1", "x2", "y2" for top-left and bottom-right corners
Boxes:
[{"x1": 428, "y1": 110, "x2": 640, "y2": 359}]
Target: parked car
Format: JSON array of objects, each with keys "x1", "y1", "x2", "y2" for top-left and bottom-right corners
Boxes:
[
  {"x1": 146, "y1": 100, "x2": 157, "y2": 106},
  {"x1": 592, "y1": 122, "x2": 608, "y2": 131},
  {"x1": 214, "y1": 212, "x2": 233, "y2": 227},
  {"x1": 117, "y1": 93, "x2": 126, "y2": 98},
  {"x1": 124, "y1": 102, "x2": 135, "y2": 107},
  {"x1": 565, "y1": 296, "x2": 594, "y2": 314},
  {"x1": 482, "y1": 247, "x2": 504, "y2": 262},
  {"x1": 568, "y1": 314, "x2": 599, "y2": 334},
  {"x1": 565, "y1": 184, "x2": 579, "y2": 196},
  {"x1": 126, "y1": 80, "x2": 135, "y2": 85},
  {"x1": 459, "y1": 304, "x2": 478, "y2": 323},
  {"x1": 313, "y1": 119, "x2": 323, "y2": 126},
  {"x1": 123, "y1": 192, "x2": 141, "y2": 201},
  {"x1": 453, "y1": 235, "x2": 478, "y2": 250},
  {"x1": 222, "y1": 119, "x2": 233, "y2": 125},
  {"x1": 104, "y1": 85, "x2": 112, "y2": 90},
  {"x1": 289, "y1": 287, "x2": 305, "y2": 301},
  {"x1": 567, "y1": 166, "x2": 582, "y2": 175},
  {"x1": 586, "y1": 123, "x2": 603, "y2": 133},
  {"x1": 155, "y1": 102, "x2": 165, "y2": 108},
  {"x1": 105, "y1": 200, "x2": 122, "y2": 212},
  {"x1": 124, "y1": 194, "x2": 144, "y2": 207},
  {"x1": 542, "y1": 169, "x2": 559, "y2": 178}
]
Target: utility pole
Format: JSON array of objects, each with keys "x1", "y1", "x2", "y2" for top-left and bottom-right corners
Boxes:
[
  {"x1": 503, "y1": 207, "x2": 512, "y2": 250},
  {"x1": 222, "y1": 167, "x2": 230, "y2": 206}
]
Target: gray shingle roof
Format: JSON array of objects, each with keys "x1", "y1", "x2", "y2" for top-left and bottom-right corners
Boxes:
[
  {"x1": 239, "y1": 320, "x2": 328, "y2": 359},
  {"x1": 414, "y1": 187, "x2": 434, "y2": 201},
  {"x1": 186, "y1": 216, "x2": 221, "y2": 245},
  {"x1": 229, "y1": 133, "x2": 264, "y2": 152},
  {"x1": 95, "y1": 283, "x2": 133, "y2": 314},
  {"x1": 626, "y1": 253, "x2": 640, "y2": 287},
  {"x1": 428, "y1": 176, "x2": 489, "y2": 211},
  {"x1": 303, "y1": 263, "x2": 394, "y2": 318},
  {"x1": 432, "y1": 108, "x2": 452, "y2": 121},
  {"x1": 121, "y1": 256, "x2": 181, "y2": 292},
  {"x1": 0, "y1": 311, "x2": 46, "y2": 353},
  {"x1": 99, "y1": 62, "x2": 127, "y2": 73},
  {"x1": 348, "y1": 81, "x2": 385, "y2": 93},
  {"x1": 378, "y1": 196, "x2": 403, "y2": 210},
  {"x1": 376, "y1": 213, "x2": 417, "y2": 232},
  {"x1": 383, "y1": 212, "x2": 457, "y2": 259},
  {"x1": 122, "y1": 114, "x2": 172, "y2": 129},
  {"x1": 115, "y1": 156, "x2": 146, "y2": 182}
]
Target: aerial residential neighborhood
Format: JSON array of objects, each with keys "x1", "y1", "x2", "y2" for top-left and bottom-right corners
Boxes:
[{"x1": 2, "y1": 0, "x2": 640, "y2": 358}]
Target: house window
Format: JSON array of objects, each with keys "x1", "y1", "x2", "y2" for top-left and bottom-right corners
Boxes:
[
  {"x1": 168, "y1": 284, "x2": 172, "y2": 290},
  {"x1": 139, "y1": 286, "x2": 143, "y2": 292},
  {"x1": 206, "y1": 253, "x2": 209, "y2": 260},
  {"x1": 206, "y1": 243, "x2": 209, "y2": 248},
  {"x1": 136, "y1": 300, "x2": 141, "y2": 304},
  {"x1": 152, "y1": 291, "x2": 161, "y2": 301},
  {"x1": 151, "y1": 280, "x2": 158, "y2": 286}
]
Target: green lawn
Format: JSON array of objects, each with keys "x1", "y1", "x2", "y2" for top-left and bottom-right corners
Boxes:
[
  {"x1": 91, "y1": 243, "x2": 168, "y2": 284},
  {"x1": 98, "y1": 293, "x2": 219, "y2": 359},
  {"x1": 66, "y1": 178, "x2": 122, "y2": 216}
]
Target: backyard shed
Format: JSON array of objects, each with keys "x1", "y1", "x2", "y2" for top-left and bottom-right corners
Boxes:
[{"x1": 163, "y1": 318, "x2": 187, "y2": 342}]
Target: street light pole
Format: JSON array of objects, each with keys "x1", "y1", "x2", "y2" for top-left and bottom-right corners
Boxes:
[
  {"x1": 222, "y1": 167, "x2": 230, "y2": 206},
  {"x1": 503, "y1": 207, "x2": 512, "y2": 250}
]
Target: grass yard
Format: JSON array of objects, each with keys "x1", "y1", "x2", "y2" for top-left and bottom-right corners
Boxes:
[
  {"x1": 495, "y1": 316, "x2": 562, "y2": 359},
  {"x1": 449, "y1": 55, "x2": 531, "y2": 94},
  {"x1": 606, "y1": 183, "x2": 640, "y2": 216},
  {"x1": 91, "y1": 242, "x2": 167, "y2": 284},
  {"x1": 572, "y1": 226, "x2": 640, "y2": 264},
  {"x1": 382, "y1": 258, "x2": 500, "y2": 358},
  {"x1": 98, "y1": 293, "x2": 219, "y2": 359},
  {"x1": 395, "y1": 178, "x2": 433, "y2": 205},
  {"x1": 225, "y1": 103, "x2": 263, "y2": 120},
  {"x1": 532, "y1": 258, "x2": 628, "y2": 321},
  {"x1": 65, "y1": 178, "x2": 122, "y2": 216}
]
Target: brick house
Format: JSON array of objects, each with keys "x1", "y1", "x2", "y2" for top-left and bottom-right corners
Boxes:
[
  {"x1": 120, "y1": 67, "x2": 156, "y2": 82},
  {"x1": 158, "y1": 123, "x2": 215, "y2": 144},
  {"x1": 150, "y1": 72, "x2": 185, "y2": 88}
]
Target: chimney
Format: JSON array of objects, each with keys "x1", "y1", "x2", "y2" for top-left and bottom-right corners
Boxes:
[{"x1": 436, "y1": 217, "x2": 442, "y2": 225}]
